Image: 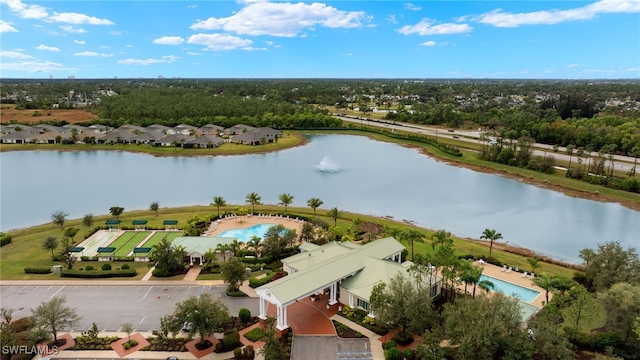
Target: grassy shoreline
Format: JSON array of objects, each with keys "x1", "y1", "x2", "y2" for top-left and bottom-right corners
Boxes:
[{"x1": 1, "y1": 205, "x2": 578, "y2": 281}]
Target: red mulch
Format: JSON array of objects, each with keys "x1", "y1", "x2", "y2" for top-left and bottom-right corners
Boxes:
[
  {"x1": 110, "y1": 333, "x2": 151, "y2": 357},
  {"x1": 378, "y1": 328, "x2": 423, "y2": 352},
  {"x1": 184, "y1": 336, "x2": 219, "y2": 359}
]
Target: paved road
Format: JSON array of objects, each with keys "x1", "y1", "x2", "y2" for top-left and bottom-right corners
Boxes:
[
  {"x1": 0, "y1": 284, "x2": 258, "y2": 332},
  {"x1": 336, "y1": 115, "x2": 637, "y2": 173}
]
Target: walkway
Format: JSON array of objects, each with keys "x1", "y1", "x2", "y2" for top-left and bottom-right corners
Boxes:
[
  {"x1": 183, "y1": 265, "x2": 202, "y2": 281},
  {"x1": 331, "y1": 315, "x2": 385, "y2": 360}
]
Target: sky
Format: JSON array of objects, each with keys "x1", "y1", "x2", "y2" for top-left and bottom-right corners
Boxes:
[{"x1": 0, "y1": 0, "x2": 639, "y2": 79}]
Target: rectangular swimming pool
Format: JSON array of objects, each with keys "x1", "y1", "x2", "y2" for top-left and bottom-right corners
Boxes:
[{"x1": 479, "y1": 274, "x2": 541, "y2": 303}]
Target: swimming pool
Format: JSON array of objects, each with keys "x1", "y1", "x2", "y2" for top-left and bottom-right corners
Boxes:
[
  {"x1": 217, "y1": 223, "x2": 278, "y2": 242},
  {"x1": 479, "y1": 274, "x2": 541, "y2": 303}
]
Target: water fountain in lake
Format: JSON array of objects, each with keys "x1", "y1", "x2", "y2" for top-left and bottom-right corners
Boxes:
[{"x1": 315, "y1": 156, "x2": 341, "y2": 173}]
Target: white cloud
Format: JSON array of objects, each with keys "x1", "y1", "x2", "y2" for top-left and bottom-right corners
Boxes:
[
  {"x1": 0, "y1": 20, "x2": 18, "y2": 33},
  {"x1": 190, "y1": 1, "x2": 371, "y2": 37},
  {"x1": 187, "y1": 51, "x2": 203, "y2": 55},
  {"x1": 60, "y1": 25, "x2": 86, "y2": 33},
  {"x1": 421, "y1": 40, "x2": 436, "y2": 46},
  {"x1": 473, "y1": 0, "x2": 640, "y2": 27},
  {"x1": 398, "y1": 19, "x2": 472, "y2": 35},
  {"x1": 0, "y1": 60, "x2": 71, "y2": 73},
  {"x1": 387, "y1": 14, "x2": 397, "y2": 24},
  {"x1": 118, "y1": 55, "x2": 180, "y2": 65},
  {"x1": 49, "y1": 12, "x2": 114, "y2": 25},
  {"x1": 35, "y1": 44, "x2": 60, "y2": 52},
  {"x1": 75, "y1": 51, "x2": 113, "y2": 57},
  {"x1": 153, "y1": 36, "x2": 185, "y2": 45},
  {"x1": 0, "y1": 50, "x2": 32, "y2": 59},
  {"x1": 110, "y1": 31, "x2": 124, "y2": 35},
  {"x1": 1, "y1": 0, "x2": 48, "y2": 19},
  {"x1": 187, "y1": 4, "x2": 198, "y2": 8},
  {"x1": 126, "y1": 44, "x2": 133, "y2": 48},
  {"x1": 187, "y1": 33, "x2": 253, "y2": 50},
  {"x1": 404, "y1": 2, "x2": 421, "y2": 11},
  {"x1": 74, "y1": 40, "x2": 86, "y2": 45}
]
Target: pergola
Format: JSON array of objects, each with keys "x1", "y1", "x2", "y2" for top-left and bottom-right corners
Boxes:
[
  {"x1": 163, "y1": 220, "x2": 178, "y2": 230},
  {"x1": 105, "y1": 219, "x2": 121, "y2": 230},
  {"x1": 132, "y1": 219, "x2": 148, "y2": 231}
]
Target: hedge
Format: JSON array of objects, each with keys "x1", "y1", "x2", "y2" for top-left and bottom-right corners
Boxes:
[
  {"x1": 0, "y1": 233, "x2": 12, "y2": 247},
  {"x1": 24, "y1": 267, "x2": 52, "y2": 274},
  {"x1": 60, "y1": 269, "x2": 137, "y2": 278}
]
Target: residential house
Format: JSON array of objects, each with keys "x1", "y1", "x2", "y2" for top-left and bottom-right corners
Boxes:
[
  {"x1": 199, "y1": 124, "x2": 224, "y2": 135},
  {"x1": 231, "y1": 127, "x2": 283, "y2": 145},
  {"x1": 168, "y1": 124, "x2": 198, "y2": 135},
  {"x1": 184, "y1": 135, "x2": 224, "y2": 148},
  {"x1": 223, "y1": 124, "x2": 256, "y2": 136}
]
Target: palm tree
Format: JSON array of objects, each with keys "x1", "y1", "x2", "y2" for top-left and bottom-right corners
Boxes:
[
  {"x1": 400, "y1": 229, "x2": 425, "y2": 261},
  {"x1": 42, "y1": 236, "x2": 58, "y2": 259},
  {"x1": 307, "y1": 198, "x2": 323, "y2": 217},
  {"x1": 480, "y1": 228, "x2": 503, "y2": 258},
  {"x1": 327, "y1": 207, "x2": 342, "y2": 227},
  {"x1": 278, "y1": 193, "x2": 294, "y2": 214},
  {"x1": 245, "y1": 192, "x2": 261, "y2": 214},
  {"x1": 527, "y1": 258, "x2": 540, "y2": 274},
  {"x1": 216, "y1": 243, "x2": 231, "y2": 262},
  {"x1": 150, "y1": 201, "x2": 160, "y2": 216},
  {"x1": 431, "y1": 229, "x2": 452, "y2": 250},
  {"x1": 211, "y1": 196, "x2": 226, "y2": 215},
  {"x1": 383, "y1": 225, "x2": 402, "y2": 239},
  {"x1": 230, "y1": 239, "x2": 242, "y2": 255},
  {"x1": 247, "y1": 236, "x2": 262, "y2": 258},
  {"x1": 533, "y1": 273, "x2": 555, "y2": 304}
]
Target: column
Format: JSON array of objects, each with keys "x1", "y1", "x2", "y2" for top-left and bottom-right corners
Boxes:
[
  {"x1": 349, "y1": 293, "x2": 354, "y2": 307},
  {"x1": 276, "y1": 305, "x2": 288, "y2": 330},
  {"x1": 258, "y1": 297, "x2": 267, "y2": 320},
  {"x1": 397, "y1": 253, "x2": 401, "y2": 263},
  {"x1": 329, "y1": 282, "x2": 337, "y2": 305}
]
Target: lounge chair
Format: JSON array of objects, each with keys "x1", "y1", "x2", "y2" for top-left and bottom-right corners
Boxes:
[
  {"x1": 501, "y1": 265, "x2": 507, "y2": 272},
  {"x1": 529, "y1": 272, "x2": 535, "y2": 278},
  {"x1": 521, "y1": 271, "x2": 528, "y2": 278},
  {"x1": 506, "y1": 267, "x2": 512, "y2": 274}
]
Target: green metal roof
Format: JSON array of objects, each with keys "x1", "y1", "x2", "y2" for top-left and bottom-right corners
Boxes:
[
  {"x1": 283, "y1": 241, "x2": 354, "y2": 271},
  {"x1": 133, "y1": 247, "x2": 151, "y2": 253},
  {"x1": 163, "y1": 220, "x2": 179, "y2": 225},
  {"x1": 105, "y1": 219, "x2": 121, "y2": 225},
  {"x1": 97, "y1": 247, "x2": 116, "y2": 253},
  {"x1": 132, "y1": 220, "x2": 148, "y2": 225},
  {"x1": 171, "y1": 236, "x2": 236, "y2": 255},
  {"x1": 70, "y1": 247, "x2": 85, "y2": 253},
  {"x1": 257, "y1": 237, "x2": 406, "y2": 306}
]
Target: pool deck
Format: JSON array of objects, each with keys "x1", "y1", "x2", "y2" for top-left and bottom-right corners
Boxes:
[
  {"x1": 203, "y1": 213, "x2": 305, "y2": 240},
  {"x1": 460, "y1": 261, "x2": 549, "y2": 309}
]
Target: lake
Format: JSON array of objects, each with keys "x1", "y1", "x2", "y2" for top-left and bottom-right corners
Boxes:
[{"x1": 1, "y1": 134, "x2": 638, "y2": 263}]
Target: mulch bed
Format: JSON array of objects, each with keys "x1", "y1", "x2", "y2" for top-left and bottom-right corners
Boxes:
[
  {"x1": 37, "y1": 333, "x2": 75, "y2": 354},
  {"x1": 110, "y1": 333, "x2": 150, "y2": 357},
  {"x1": 184, "y1": 336, "x2": 219, "y2": 359}
]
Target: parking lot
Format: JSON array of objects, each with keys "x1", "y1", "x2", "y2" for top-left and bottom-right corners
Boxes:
[{"x1": 0, "y1": 284, "x2": 259, "y2": 332}]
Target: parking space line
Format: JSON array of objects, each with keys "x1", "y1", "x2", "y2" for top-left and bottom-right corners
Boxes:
[
  {"x1": 142, "y1": 286, "x2": 153, "y2": 299},
  {"x1": 139, "y1": 316, "x2": 145, "y2": 324},
  {"x1": 50, "y1": 286, "x2": 65, "y2": 299}
]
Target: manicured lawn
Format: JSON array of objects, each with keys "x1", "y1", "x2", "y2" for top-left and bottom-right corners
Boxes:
[
  {"x1": 196, "y1": 273, "x2": 223, "y2": 281},
  {"x1": 107, "y1": 231, "x2": 137, "y2": 250},
  {"x1": 114, "y1": 231, "x2": 150, "y2": 256}
]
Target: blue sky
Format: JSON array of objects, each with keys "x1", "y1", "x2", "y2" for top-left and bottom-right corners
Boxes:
[{"x1": 1, "y1": 0, "x2": 639, "y2": 79}]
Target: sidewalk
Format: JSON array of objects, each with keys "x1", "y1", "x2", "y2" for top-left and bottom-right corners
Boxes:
[{"x1": 330, "y1": 315, "x2": 384, "y2": 360}]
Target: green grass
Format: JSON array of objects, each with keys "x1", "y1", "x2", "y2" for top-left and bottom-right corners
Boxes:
[
  {"x1": 107, "y1": 231, "x2": 137, "y2": 250},
  {"x1": 196, "y1": 273, "x2": 223, "y2": 281},
  {"x1": 114, "y1": 231, "x2": 150, "y2": 256},
  {"x1": 561, "y1": 296, "x2": 607, "y2": 333},
  {"x1": 142, "y1": 231, "x2": 180, "y2": 247}
]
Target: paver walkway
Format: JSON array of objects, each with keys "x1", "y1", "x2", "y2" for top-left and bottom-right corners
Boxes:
[
  {"x1": 268, "y1": 296, "x2": 338, "y2": 335},
  {"x1": 183, "y1": 265, "x2": 202, "y2": 281}
]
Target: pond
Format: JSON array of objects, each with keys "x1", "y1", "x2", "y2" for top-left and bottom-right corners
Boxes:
[{"x1": 1, "y1": 134, "x2": 638, "y2": 263}]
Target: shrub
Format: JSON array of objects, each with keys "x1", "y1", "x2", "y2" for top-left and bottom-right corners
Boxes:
[
  {"x1": 101, "y1": 263, "x2": 112, "y2": 271},
  {"x1": 123, "y1": 343, "x2": 131, "y2": 350},
  {"x1": 129, "y1": 339, "x2": 138, "y2": 346},
  {"x1": 233, "y1": 347, "x2": 242, "y2": 359},
  {"x1": 214, "y1": 342, "x2": 224, "y2": 353},
  {"x1": 404, "y1": 348, "x2": 415, "y2": 360},
  {"x1": 239, "y1": 308, "x2": 251, "y2": 324},
  {"x1": 85, "y1": 265, "x2": 95, "y2": 271},
  {"x1": 383, "y1": 340, "x2": 397, "y2": 350},
  {"x1": 121, "y1": 264, "x2": 130, "y2": 270},
  {"x1": 60, "y1": 269, "x2": 137, "y2": 278},
  {"x1": 392, "y1": 331, "x2": 414, "y2": 346},
  {"x1": 152, "y1": 268, "x2": 171, "y2": 277},
  {"x1": 24, "y1": 267, "x2": 52, "y2": 274},
  {"x1": 0, "y1": 232, "x2": 12, "y2": 247},
  {"x1": 385, "y1": 347, "x2": 403, "y2": 360},
  {"x1": 222, "y1": 329, "x2": 241, "y2": 351},
  {"x1": 244, "y1": 345, "x2": 255, "y2": 359}
]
